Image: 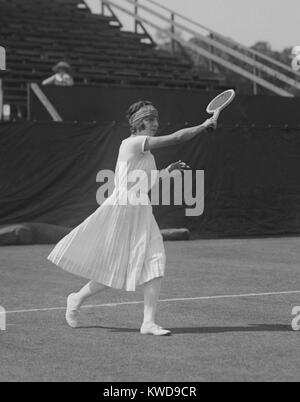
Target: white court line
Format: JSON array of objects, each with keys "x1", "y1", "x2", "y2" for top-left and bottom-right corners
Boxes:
[{"x1": 6, "y1": 290, "x2": 300, "y2": 315}]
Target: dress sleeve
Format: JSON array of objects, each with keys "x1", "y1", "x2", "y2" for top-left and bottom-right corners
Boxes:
[{"x1": 124, "y1": 135, "x2": 149, "y2": 155}]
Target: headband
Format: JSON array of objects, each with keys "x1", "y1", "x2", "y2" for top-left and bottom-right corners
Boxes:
[{"x1": 129, "y1": 105, "x2": 159, "y2": 127}]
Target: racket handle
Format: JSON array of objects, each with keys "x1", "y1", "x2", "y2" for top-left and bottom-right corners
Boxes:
[
  {"x1": 213, "y1": 110, "x2": 220, "y2": 120},
  {"x1": 206, "y1": 114, "x2": 219, "y2": 132}
]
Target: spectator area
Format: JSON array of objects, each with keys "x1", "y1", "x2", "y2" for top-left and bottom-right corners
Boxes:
[{"x1": 0, "y1": 0, "x2": 225, "y2": 117}]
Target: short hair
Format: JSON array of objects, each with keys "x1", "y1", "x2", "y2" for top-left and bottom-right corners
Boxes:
[
  {"x1": 126, "y1": 100, "x2": 154, "y2": 122},
  {"x1": 126, "y1": 100, "x2": 155, "y2": 134}
]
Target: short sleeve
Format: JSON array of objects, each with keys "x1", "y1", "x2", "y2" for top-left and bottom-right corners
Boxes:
[{"x1": 122, "y1": 135, "x2": 149, "y2": 155}]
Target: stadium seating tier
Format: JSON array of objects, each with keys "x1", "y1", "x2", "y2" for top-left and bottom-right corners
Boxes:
[{"x1": 0, "y1": 0, "x2": 224, "y2": 118}]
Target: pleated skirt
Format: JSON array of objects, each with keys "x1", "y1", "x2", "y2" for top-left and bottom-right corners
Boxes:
[{"x1": 47, "y1": 189, "x2": 166, "y2": 291}]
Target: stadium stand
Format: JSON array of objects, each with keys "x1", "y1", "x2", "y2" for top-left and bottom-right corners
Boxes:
[{"x1": 0, "y1": 0, "x2": 225, "y2": 118}]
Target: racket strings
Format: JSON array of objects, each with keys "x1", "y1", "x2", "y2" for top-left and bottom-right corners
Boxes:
[{"x1": 210, "y1": 93, "x2": 232, "y2": 110}]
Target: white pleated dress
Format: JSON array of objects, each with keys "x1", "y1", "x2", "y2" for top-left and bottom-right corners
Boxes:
[{"x1": 47, "y1": 135, "x2": 166, "y2": 291}]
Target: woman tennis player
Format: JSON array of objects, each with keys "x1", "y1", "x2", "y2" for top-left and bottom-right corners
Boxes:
[{"x1": 47, "y1": 100, "x2": 217, "y2": 336}]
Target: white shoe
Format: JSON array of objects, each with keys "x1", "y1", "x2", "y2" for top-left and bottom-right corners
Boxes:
[
  {"x1": 140, "y1": 323, "x2": 171, "y2": 336},
  {"x1": 65, "y1": 293, "x2": 80, "y2": 328}
]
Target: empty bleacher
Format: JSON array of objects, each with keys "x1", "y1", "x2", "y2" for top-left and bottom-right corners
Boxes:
[{"x1": 0, "y1": 0, "x2": 225, "y2": 118}]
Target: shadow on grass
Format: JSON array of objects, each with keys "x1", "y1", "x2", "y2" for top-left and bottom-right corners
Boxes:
[{"x1": 77, "y1": 323, "x2": 293, "y2": 334}]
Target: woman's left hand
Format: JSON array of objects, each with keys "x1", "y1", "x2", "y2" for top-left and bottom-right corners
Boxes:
[{"x1": 167, "y1": 160, "x2": 190, "y2": 173}]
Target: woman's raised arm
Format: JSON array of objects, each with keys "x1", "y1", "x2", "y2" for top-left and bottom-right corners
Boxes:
[{"x1": 144, "y1": 117, "x2": 217, "y2": 151}]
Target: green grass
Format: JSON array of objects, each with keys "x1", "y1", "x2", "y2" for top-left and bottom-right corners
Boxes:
[{"x1": 1, "y1": 237, "x2": 300, "y2": 382}]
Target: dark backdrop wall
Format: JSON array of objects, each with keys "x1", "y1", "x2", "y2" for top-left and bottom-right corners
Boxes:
[
  {"x1": 1, "y1": 121, "x2": 300, "y2": 237},
  {"x1": 29, "y1": 85, "x2": 300, "y2": 127}
]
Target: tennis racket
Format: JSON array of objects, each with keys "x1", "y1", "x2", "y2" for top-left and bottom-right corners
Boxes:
[{"x1": 205, "y1": 89, "x2": 235, "y2": 132}]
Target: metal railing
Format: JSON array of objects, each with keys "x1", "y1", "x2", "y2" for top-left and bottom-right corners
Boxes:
[
  {"x1": 30, "y1": 83, "x2": 62, "y2": 122},
  {"x1": 100, "y1": 0, "x2": 298, "y2": 97}
]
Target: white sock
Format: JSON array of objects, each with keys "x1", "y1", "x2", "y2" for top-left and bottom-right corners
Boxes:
[
  {"x1": 75, "y1": 280, "x2": 108, "y2": 307},
  {"x1": 142, "y1": 277, "x2": 162, "y2": 325}
]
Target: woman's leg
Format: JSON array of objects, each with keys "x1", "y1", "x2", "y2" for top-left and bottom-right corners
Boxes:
[
  {"x1": 74, "y1": 280, "x2": 108, "y2": 307},
  {"x1": 141, "y1": 277, "x2": 171, "y2": 336},
  {"x1": 66, "y1": 280, "x2": 108, "y2": 327}
]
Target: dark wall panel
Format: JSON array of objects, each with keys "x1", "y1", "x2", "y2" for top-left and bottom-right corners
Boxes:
[
  {"x1": 29, "y1": 85, "x2": 300, "y2": 127},
  {"x1": 1, "y1": 121, "x2": 300, "y2": 237}
]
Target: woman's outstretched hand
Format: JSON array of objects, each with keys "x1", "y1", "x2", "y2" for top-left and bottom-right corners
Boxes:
[
  {"x1": 202, "y1": 116, "x2": 218, "y2": 132},
  {"x1": 166, "y1": 160, "x2": 190, "y2": 173}
]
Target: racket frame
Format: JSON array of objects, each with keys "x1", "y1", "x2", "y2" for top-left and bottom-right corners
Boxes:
[{"x1": 206, "y1": 89, "x2": 235, "y2": 116}]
